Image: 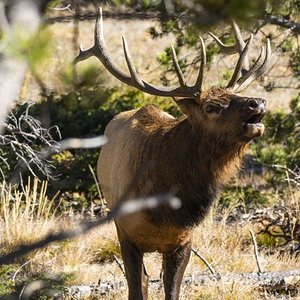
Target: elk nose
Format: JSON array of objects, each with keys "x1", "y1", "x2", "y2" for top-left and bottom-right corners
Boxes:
[
  {"x1": 248, "y1": 99, "x2": 266, "y2": 112},
  {"x1": 248, "y1": 99, "x2": 259, "y2": 109}
]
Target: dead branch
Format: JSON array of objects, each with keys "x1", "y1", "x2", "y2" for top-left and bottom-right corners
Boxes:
[
  {"x1": 253, "y1": 204, "x2": 300, "y2": 250},
  {"x1": 48, "y1": 4, "x2": 74, "y2": 13},
  {"x1": 4, "y1": 102, "x2": 107, "y2": 184},
  {"x1": 1, "y1": 103, "x2": 61, "y2": 182},
  {"x1": 19, "y1": 280, "x2": 48, "y2": 300},
  {"x1": 0, "y1": 193, "x2": 180, "y2": 265},
  {"x1": 6, "y1": 268, "x2": 300, "y2": 299}
]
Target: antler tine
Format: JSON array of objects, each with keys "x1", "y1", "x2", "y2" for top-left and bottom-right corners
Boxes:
[
  {"x1": 171, "y1": 46, "x2": 186, "y2": 87},
  {"x1": 74, "y1": 7, "x2": 131, "y2": 84},
  {"x1": 226, "y1": 34, "x2": 253, "y2": 89},
  {"x1": 231, "y1": 20, "x2": 249, "y2": 71},
  {"x1": 233, "y1": 46, "x2": 265, "y2": 91},
  {"x1": 96, "y1": 7, "x2": 104, "y2": 38},
  {"x1": 208, "y1": 32, "x2": 237, "y2": 55},
  {"x1": 74, "y1": 7, "x2": 208, "y2": 98},
  {"x1": 122, "y1": 36, "x2": 145, "y2": 88},
  {"x1": 74, "y1": 44, "x2": 95, "y2": 64},
  {"x1": 234, "y1": 39, "x2": 271, "y2": 92},
  {"x1": 208, "y1": 21, "x2": 246, "y2": 54},
  {"x1": 210, "y1": 20, "x2": 250, "y2": 70},
  {"x1": 231, "y1": 21, "x2": 245, "y2": 48},
  {"x1": 194, "y1": 36, "x2": 206, "y2": 93},
  {"x1": 92, "y1": 8, "x2": 133, "y2": 83}
]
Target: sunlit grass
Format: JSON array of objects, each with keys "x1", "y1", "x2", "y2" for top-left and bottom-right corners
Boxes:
[
  {"x1": 0, "y1": 177, "x2": 299, "y2": 299},
  {"x1": 0, "y1": 178, "x2": 59, "y2": 255}
]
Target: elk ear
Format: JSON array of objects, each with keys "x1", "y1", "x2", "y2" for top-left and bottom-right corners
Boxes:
[{"x1": 175, "y1": 98, "x2": 199, "y2": 116}]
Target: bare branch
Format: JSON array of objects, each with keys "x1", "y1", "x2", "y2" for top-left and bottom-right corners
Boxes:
[
  {"x1": 0, "y1": 194, "x2": 180, "y2": 265},
  {"x1": 12, "y1": 258, "x2": 36, "y2": 286},
  {"x1": 1, "y1": 103, "x2": 61, "y2": 182},
  {"x1": 59, "y1": 136, "x2": 107, "y2": 150},
  {"x1": 19, "y1": 280, "x2": 48, "y2": 300}
]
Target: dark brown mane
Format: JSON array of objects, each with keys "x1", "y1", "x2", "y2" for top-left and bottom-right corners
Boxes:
[{"x1": 127, "y1": 106, "x2": 246, "y2": 228}]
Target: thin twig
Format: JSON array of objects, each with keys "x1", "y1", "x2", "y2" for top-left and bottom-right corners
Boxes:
[
  {"x1": 249, "y1": 229, "x2": 263, "y2": 273},
  {"x1": 12, "y1": 258, "x2": 35, "y2": 285},
  {"x1": 88, "y1": 164, "x2": 105, "y2": 208},
  {"x1": 48, "y1": 4, "x2": 74, "y2": 13},
  {"x1": 191, "y1": 248, "x2": 216, "y2": 275},
  {"x1": 113, "y1": 255, "x2": 125, "y2": 276}
]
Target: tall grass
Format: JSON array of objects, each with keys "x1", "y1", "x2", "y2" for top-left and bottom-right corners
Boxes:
[
  {"x1": 0, "y1": 178, "x2": 121, "y2": 287},
  {"x1": 0, "y1": 177, "x2": 299, "y2": 299},
  {"x1": 0, "y1": 178, "x2": 60, "y2": 255}
]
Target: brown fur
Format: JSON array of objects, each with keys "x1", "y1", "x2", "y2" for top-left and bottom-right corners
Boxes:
[{"x1": 97, "y1": 87, "x2": 266, "y2": 299}]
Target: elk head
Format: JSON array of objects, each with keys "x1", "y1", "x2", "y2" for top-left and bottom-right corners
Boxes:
[{"x1": 74, "y1": 8, "x2": 271, "y2": 145}]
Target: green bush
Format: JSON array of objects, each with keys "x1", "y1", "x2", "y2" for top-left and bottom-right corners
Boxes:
[
  {"x1": 250, "y1": 95, "x2": 300, "y2": 185},
  {"x1": 218, "y1": 186, "x2": 270, "y2": 211},
  {"x1": 0, "y1": 265, "x2": 17, "y2": 297}
]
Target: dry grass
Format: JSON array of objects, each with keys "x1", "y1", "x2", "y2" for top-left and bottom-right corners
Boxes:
[
  {"x1": 0, "y1": 178, "x2": 121, "y2": 283},
  {"x1": 0, "y1": 178, "x2": 299, "y2": 299},
  {"x1": 0, "y1": 178, "x2": 59, "y2": 254}
]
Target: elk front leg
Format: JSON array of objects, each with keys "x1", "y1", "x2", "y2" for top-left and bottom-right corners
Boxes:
[
  {"x1": 119, "y1": 238, "x2": 148, "y2": 300},
  {"x1": 163, "y1": 241, "x2": 192, "y2": 300}
]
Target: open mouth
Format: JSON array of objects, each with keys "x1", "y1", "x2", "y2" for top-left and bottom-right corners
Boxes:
[
  {"x1": 246, "y1": 113, "x2": 264, "y2": 124},
  {"x1": 242, "y1": 112, "x2": 265, "y2": 138}
]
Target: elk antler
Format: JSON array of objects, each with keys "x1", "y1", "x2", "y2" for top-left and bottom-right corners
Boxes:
[
  {"x1": 209, "y1": 21, "x2": 250, "y2": 70},
  {"x1": 74, "y1": 8, "x2": 206, "y2": 98},
  {"x1": 75, "y1": 10, "x2": 271, "y2": 97},
  {"x1": 210, "y1": 21, "x2": 271, "y2": 92}
]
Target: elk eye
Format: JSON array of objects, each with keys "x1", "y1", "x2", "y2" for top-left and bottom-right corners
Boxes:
[{"x1": 205, "y1": 104, "x2": 222, "y2": 114}]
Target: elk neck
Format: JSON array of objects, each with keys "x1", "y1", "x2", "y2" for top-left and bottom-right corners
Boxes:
[{"x1": 142, "y1": 116, "x2": 247, "y2": 229}]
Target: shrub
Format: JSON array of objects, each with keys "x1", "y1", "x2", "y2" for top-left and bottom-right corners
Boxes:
[
  {"x1": 218, "y1": 186, "x2": 270, "y2": 211},
  {"x1": 0, "y1": 103, "x2": 61, "y2": 182},
  {"x1": 250, "y1": 95, "x2": 300, "y2": 186}
]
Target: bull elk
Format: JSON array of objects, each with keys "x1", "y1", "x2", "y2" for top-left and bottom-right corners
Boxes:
[{"x1": 75, "y1": 8, "x2": 271, "y2": 300}]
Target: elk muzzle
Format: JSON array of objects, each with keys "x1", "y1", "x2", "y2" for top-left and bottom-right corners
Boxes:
[{"x1": 242, "y1": 98, "x2": 266, "y2": 138}]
